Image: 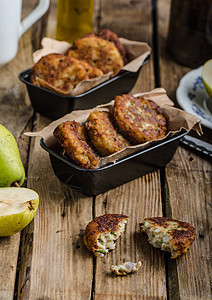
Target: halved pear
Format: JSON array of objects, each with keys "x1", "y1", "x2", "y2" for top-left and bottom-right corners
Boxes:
[
  {"x1": 202, "y1": 59, "x2": 212, "y2": 99},
  {"x1": 0, "y1": 187, "x2": 39, "y2": 236}
]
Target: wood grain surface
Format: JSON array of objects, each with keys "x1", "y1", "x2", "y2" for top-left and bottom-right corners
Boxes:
[
  {"x1": 0, "y1": 0, "x2": 211, "y2": 299},
  {"x1": 157, "y1": 1, "x2": 212, "y2": 299}
]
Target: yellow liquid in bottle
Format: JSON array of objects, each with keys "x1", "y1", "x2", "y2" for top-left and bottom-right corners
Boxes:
[{"x1": 56, "y1": 0, "x2": 94, "y2": 44}]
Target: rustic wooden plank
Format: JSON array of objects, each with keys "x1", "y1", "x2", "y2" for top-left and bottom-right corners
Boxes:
[
  {"x1": 94, "y1": 173, "x2": 167, "y2": 299},
  {"x1": 17, "y1": 2, "x2": 94, "y2": 298},
  {"x1": 157, "y1": 0, "x2": 212, "y2": 299},
  {"x1": 92, "y1": 0, "x2": 167, "y2": 299},
  {"x1": 100, "y1": 0, "x2": 153, "y2": 42},
  {"x1": 17, "y1": 114, "x2": 93, "y2": 300},
  {"x1": 0, "y1": 32, "x2": 33, "y2": 137},
  {"x1": 0, "y1": 235, "x2": 20, "y2": 300},
  {"x1": 102, "y1": 0, "x2": 155, "y2": 98},
  {"x1": 0, "y1": 7, "x2": 36, "y2": 297},
  {"x1": 165, "y1": 149, "x2": 212, "y2": 300}
]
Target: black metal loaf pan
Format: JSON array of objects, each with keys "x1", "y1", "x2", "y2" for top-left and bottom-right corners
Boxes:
[
  {"x1": 40, "y1": 130, "x2": 188, "y2": 196},
  {"x1": 19, "y1": 58, "x2": 148, "y2": 120}
]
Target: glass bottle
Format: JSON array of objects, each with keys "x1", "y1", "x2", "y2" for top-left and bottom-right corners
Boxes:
[{"x1": 56, "y1": 0, "x2": 94, "y2": 44}]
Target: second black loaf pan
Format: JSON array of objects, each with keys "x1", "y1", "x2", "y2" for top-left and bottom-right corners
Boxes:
[{"x1": 19, "y1": 57, "x2": 149, "y2": 120}]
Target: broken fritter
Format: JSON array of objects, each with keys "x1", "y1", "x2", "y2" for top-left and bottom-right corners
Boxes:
[
  {"x1": 114, "y1": 94, "x2": 167, "y2": 144},
  {"x1": 110, "y1": 261, "x2": 141, "y2": 276},
  {"x1": 67, "y1": 35, "x2": 124, "y2": 76},
  {"x1": 53, "y1": 121, "x2": 100, "y2": 169},
  {"x1": 97, "y1": 29, "x2": 128, "y2": 64},
  {"x1": 83, "y1": 214, "x2": 129, "y2": 257},
  {"x1": 140, "y1": 217, "x2": 196, "y2": 259},
  {"x1": 86, "y1": 110, "x2": 130, "y2": 156}
]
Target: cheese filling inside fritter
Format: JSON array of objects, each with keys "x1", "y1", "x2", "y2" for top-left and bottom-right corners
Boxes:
[
  {"x1": 140, "y1": 218, "x2": 196, "y2": 259},
  {"x1": 110, "y1": 261, "x2": 141, "y2": 276},
  {"x1": 83, "y1": 214, "x2": 129, "y2": 257},
  {"x1": 141, "y1": 221, "x2": 176, "y2": 255},
  {"x1": 95, "y1": 219, "x2": 128, "y2": 257}
]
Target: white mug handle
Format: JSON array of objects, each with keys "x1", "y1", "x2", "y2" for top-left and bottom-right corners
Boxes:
[{"x1": 19, "y1": 0, "x2": 50, "y2": 38}]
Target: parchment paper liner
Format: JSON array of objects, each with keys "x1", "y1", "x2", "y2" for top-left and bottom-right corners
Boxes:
[
  {"x1": 25, "y1": 88, "x2": 202, "y2": 168},
  {"x1": 32, "y1": 37, "x2": 151, "y2": 96}
]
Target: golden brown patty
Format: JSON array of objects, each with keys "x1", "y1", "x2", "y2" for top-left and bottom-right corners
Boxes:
[
  {"x1": 30, "y1": 53, "x2": 90, "y2": 94},
  {"x1": 97, "y1": 29, "x2": 128, "y2": 64},
  {"x1": 140, "y1": 217, "x2": 196, "y2": 259},
  {"x1": 53, "y1": 121, "x2": 100, "y2": 169},
  {"x1": 114, "y1": 94, "x2": 167, "y2": 144},
  {"x1": 79, "y1": 60, "x2": 103, "y2": 78},
  {"x1": 84, "y1": 214, "x2": 129, "y2": 257},
  {"x1": 86, "y1": 110, "x2": 130, "y2": 156},
  {"x1": 67, "y1": 35, "x2": 124, "y2": 76}
]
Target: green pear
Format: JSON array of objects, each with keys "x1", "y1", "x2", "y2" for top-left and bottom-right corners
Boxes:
[
  {"x1": 0, "y1": 124, "x2": 25, "y2": 187},
  {"x1": 202, "y1": 59, "x2": 212, "y2": 99},
  {"x1": 0, "y1": 187, "x2": 39, "y2": 236}
]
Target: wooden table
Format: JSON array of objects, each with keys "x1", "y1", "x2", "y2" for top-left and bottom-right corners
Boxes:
[{"x1": 0, "y1": 0, "x2": 211, "y2": 299}]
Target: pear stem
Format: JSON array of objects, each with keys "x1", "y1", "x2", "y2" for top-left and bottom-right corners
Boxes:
[{"x1": 12, "y1": 182, "x2": 20, "y2": 187}]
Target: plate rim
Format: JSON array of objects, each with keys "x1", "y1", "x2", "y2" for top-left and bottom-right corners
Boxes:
[{"x1": 176, "y1": 66, "x2": 212, "y2": 130}]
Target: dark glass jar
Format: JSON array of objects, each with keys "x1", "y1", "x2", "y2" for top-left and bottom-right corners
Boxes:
[{"x1": 166, "y1": 0, "x2": 212, "y2": 68}]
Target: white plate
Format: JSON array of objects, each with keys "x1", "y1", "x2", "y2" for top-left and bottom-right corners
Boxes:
[{"x1": 176, "y1": 66, "x2": 212, "y2": 129}]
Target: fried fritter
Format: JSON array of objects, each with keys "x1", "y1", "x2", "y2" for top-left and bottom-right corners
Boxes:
[
  {"x1": 140, "y1": 217, "x2": 196, "y2": 259},
  {"x1": 84, "y1": 214, "x2": 129, "y2": 257},
  {"x1": 110, "y1": 261, "x2": 141, "y2": 276},
  {"x1": 79, "y1": 60, "x2": 103, "y2": 78},
  {"x1": 97, "y1": 29, "x2": 128, "y2": 64},
  {"x1": 53, "y1": 121, "x2": 100, "y2": 169},
  {"x1": 114, "y1": 94, "x2": 167, "y2": 144},
  {"x1": 67, "y1": 35, "x2": 124, "y2": 76},
  {"x1": 30, "y1": 53, "x2": 89, "y2": 94},
  {"x1": 86, "y1": 110, "x2": 130, "y2": 156}
]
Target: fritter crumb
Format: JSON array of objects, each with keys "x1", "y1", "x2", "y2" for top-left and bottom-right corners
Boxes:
[{"x1": 110, "y1": 261, "x2": 141, "y2": 275}]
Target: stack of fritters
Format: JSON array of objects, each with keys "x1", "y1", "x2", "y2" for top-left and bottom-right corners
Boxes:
[
  {"x1": 30, "y1": 53, "x2": 103, "y2": 95},
  {"x1": 30, "y1": 30, "x2": 127, "y2": 94},
  {"x1": 53, "y1": 94, "x2": 167, "y2": 169},
  {"x1": 114, "y1": 94, "x2": 167, "y2": 144}
]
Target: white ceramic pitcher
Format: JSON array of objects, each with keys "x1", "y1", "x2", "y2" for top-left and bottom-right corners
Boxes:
[{"x1": 0, "y1": 0, "x2": 50, "y2": 65}]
